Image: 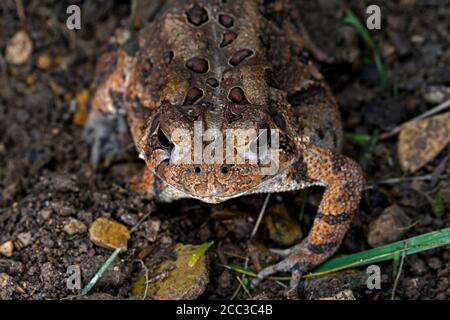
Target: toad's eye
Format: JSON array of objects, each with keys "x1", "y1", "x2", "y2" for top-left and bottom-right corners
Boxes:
[{"x1": 157, "y1": 128, "x2": 174, "y2": 149}]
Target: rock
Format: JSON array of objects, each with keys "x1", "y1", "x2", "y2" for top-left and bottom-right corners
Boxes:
[
  {"x1": 37, "y1": 53, "x2": 52, "y2": 70},
  {"x1": 264, "y1": 203, "x2": 302, "y2": 246},
  {"x1": 398, "y1": 112, "x2": 450, "y2": 173},
  {"x1": 5, "y1": 30, "x2": 33, "y2": 65},
  {"x1": 0, "y1": 273, "x2": 15, "y2": 299},
  {"x1": 409, "y1": 256, "x2": 428, "y2": 275},
  {"x1": 63, "y1": 218, "x2": 87, "y2": 235},
  {"x1": 367, "y1": 205, "x2": 412, "y2": 247},
  {"x1": 73, "y1": 89, "x2": 90, "y2": 127},
  {"x1": 142, "y1": 219, "x2": 161, "y2": 242},
  {"x1": 423, "y1": 86, "x2": 450, "y2": 105},
  {"x1": 39, "y1": 208, "x2": 52, "y2": 220},
  {"x1": 119, "y1": 213, "x2": 138, "y2": 226},
  {"x1": 427, "y1": 257, "x2": 442, "y2": 270},
  {"x1": 0, "y1": 259, "x2": 24, "y2": 274},
  {"x1": 51, "y1": 174, "x2": 79, "y2": 192},
  {"x1": 51, "y1": 202, "x2": 76, "y2": 216},
  {"x1": 132, "y1": 243, "x2": 209, "y2": 300},
  {"x1": 402, "y1": 277, "x2": 425, "y2": 299},
  {"x1": 0, "y1": 273, "x2": 12, "y2": 287},
  {"x1": 0, "y1": 241, "x2": 14, "y2": 257},
  {"x1": 320, "y1": 289, "x2": 356, "y2": 300},
  {"x1": 15, "y1": 232, "x2": 32, "y2": 249},
  {"x1": 89, "y1": 217, "x2": 130, "y2": 251},
  {"x1": 410, "y1": 34, "x2": 425, "y2": 45}
]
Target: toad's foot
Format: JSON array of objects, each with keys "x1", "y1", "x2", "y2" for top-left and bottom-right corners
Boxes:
[{"x1": 84, "y1": 109, "x2": 128, "y2": 167}]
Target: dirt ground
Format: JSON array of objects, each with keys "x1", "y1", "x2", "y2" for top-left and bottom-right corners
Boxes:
[{"x1": 0, "y1": 0, "x2": 449, "y2": 300}]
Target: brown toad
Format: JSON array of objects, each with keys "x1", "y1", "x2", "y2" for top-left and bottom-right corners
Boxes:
[{"x1": 85, "y1": 0, "x2": 364, "y2": 291}]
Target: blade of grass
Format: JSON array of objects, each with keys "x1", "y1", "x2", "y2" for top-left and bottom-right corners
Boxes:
[
  {"x1": 308, "y1": 227, "x2": 450, "y2": 276},
  {"x1": 81, "y1": 248, "x2": 121, "y2": 295},
  {"x1": 343, "y1": 9, "x2": 390, "y2": 92},
  {"x1": 373, "y1": 51, "x2": 390, "y2": 92},
  {"x1": 224, "y1": 228, "x2": 450, "y2": 280},
  {"x1": 342, "y1": 10, "x2": 375, "y2": 48},
  {"x1": 189, "y1": 241, "x2": 214, "y2": 267},
  {"x1": 344, "y1": 132, "x2": 372, "y2": 145}
]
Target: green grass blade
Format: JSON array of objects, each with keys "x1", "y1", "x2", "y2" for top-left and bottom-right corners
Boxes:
[
  {"x1": 373, "y1": 50, "x2": 390, "y2": 91},
  {"x1": 81, "y1": 248, "x2": 121, "y2": 295},
  {"x1": 344, "y1": 132, "x2": 372, "y2": 145},
  {"x1": 223, "y1": 228, "x2": 450, "y2": 280},
  {"x1": 308, "y1": 228, "x2": 450, "y2": 276},
  {"x1": 342, "y1": 9, "x2": 375, "y2": 48},
  {"x1": 189, "y1": 241, "x2": 214, "y2": 267},
  {"x1": 342, "y1": 9, "x2": 390, "y2": 92}
]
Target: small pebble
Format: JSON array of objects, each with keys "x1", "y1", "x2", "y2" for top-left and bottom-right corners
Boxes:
[
  {"x1": 423, "y1": 86, "x2": 449, "y2": 105},
  {"x1": 0, "y1": 273, "x2": 12, "y2": 287},
  {"x1": 5, "y1": 30, "x2": 33, "y2": 65},
  {"x1": 39, "y1": 208, "x2": 52, "y2": 220},
  {"x1": 0, "y1": 273, "x2": 14, "y2": 299},
  {"x1": 119, "y1": 213, "x2": 138, "y2": 226},
  {"x1": 89, "y1": 217, "x2": 130, "y2": 251},
  {"x1": 367, "y1": 205, "x2": 412, "y2": 247},
  {"x1": 37, "y1": 53, "x2": 52, "y2": 70},
  {"x1": 63, "y1": 218, "x2": 87, "y2": 235},
  {"x1": 73, "y1": 89, "x2": 90, "y2": 126},
  {"x1": 16, "y1": 232, "x2": 32, "y2": 248},
  {"x1": 0, "y1": 241, "x2": 14, "y2": 257},
  {"x1": 409, "y1": 256, "x2": 428, "y2": 275},
  {"x1": 320, "y1": 289, "x2": 356, "y2": 300},
  {"x1": 410, "y1": 34, "x2": 425, "y2": 45},
  {"x1": 427, "y1": 257, "x2": 442, "y2": 270},
  {"x1": 0, "y1": 259, "x2": 24, "y2": 274},
  {"x1": 142, "y1": 219, "x2": 161, "y2": 242}
]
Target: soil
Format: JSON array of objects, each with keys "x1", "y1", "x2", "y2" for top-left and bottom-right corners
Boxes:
[{"x1": 0, "y1": 0, "x2": 449, "y2": 300}]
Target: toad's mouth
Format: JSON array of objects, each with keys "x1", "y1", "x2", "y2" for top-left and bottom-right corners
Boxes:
[{"x1": 148, "y1": 157, "x2": 296, "y2": 203}]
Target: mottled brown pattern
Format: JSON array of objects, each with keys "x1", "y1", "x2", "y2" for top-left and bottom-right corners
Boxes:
[{"x1": 85, "y1": 0, "x2": 365, "y2": 291}]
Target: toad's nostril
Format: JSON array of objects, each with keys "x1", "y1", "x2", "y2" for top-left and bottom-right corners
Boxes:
[
  {"x1": 194, "y1": 165, "x2": 202, "y2": 174},
  {"x1": 220, "y1": 165, "x2": 229, "y2": 174}
]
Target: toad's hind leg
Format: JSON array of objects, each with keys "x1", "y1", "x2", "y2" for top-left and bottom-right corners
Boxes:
[
  {"x1": 251, "y1": 144, "x2": 364, "y2": 291},
  {"x1": 84, "y1": 47, "x2": 133, "y2": 166}
]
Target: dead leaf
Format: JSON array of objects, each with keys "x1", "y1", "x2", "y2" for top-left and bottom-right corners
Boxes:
[{"x1": 398, "y1": 112, "x2": 450, "y2": 172}]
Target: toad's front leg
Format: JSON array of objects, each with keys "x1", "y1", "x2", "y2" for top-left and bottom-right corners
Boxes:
[{"x1": 251, "y1": 144, "x2": 364, "y2": 292}]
